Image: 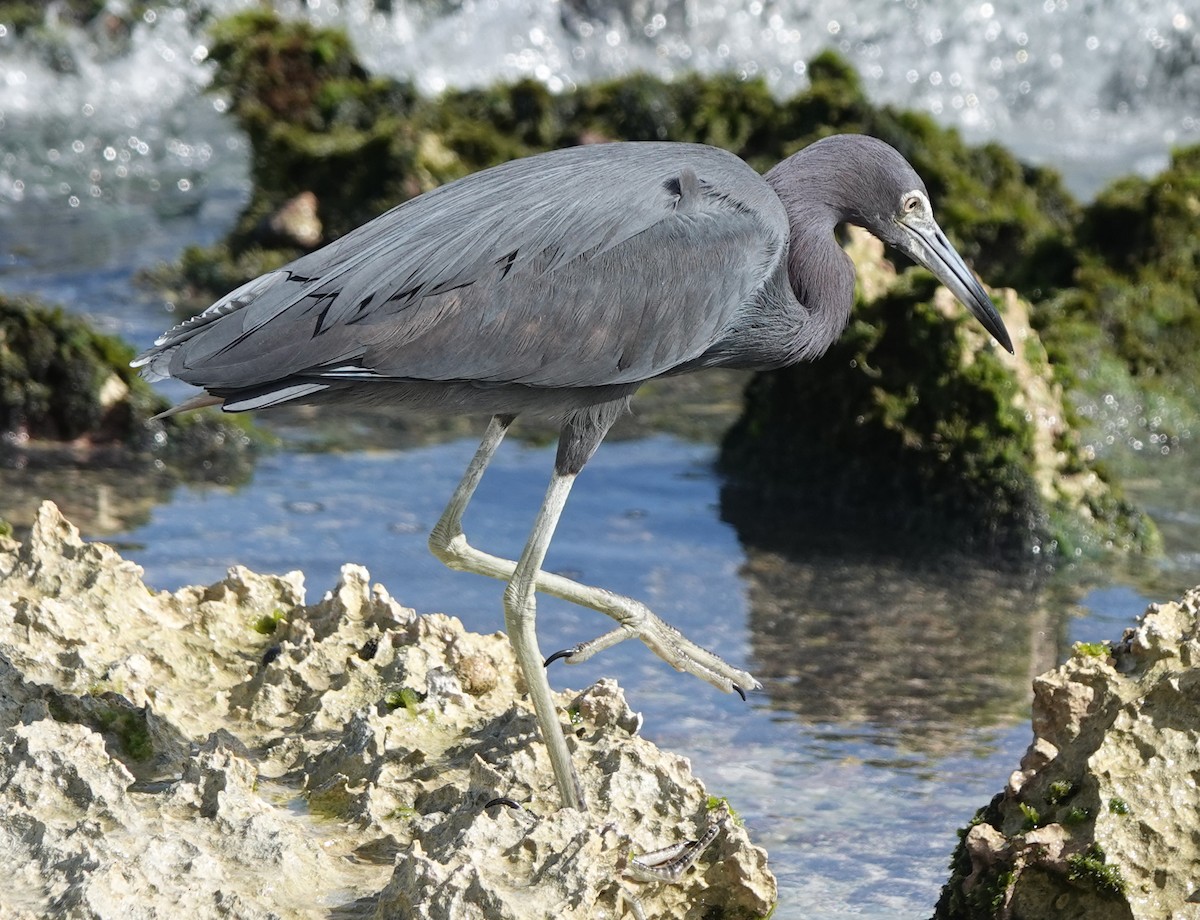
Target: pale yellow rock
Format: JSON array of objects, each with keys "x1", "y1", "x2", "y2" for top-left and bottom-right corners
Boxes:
[
  {"x1": 0, "y1": 501, "x2": 776, "y2": 919},
  {"x1": 939, "y1": 587, "x2": 1200, "y2": 919}
]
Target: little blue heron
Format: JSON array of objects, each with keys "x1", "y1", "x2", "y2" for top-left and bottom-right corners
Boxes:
[{"x1": 134, "y1": 134, "x2": 1013, "y2": 812}]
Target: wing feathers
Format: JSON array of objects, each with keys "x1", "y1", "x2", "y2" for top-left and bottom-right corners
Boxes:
[{"x1": 134, "y1": 142, "x2": 789, "y2": 399}]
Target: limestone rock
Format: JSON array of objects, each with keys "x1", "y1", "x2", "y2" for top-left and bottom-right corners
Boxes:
[
  {"x1": 0, "y1": 501, "x2": 776, "y2": 919},
  {"x1": 935, "y1": 587, "x2": 1200, "y2": 919}
]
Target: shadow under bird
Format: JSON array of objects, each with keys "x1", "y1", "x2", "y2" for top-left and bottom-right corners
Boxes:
[{"x1": 134, "y1": 134, "x2": 1013, "y2": 812}]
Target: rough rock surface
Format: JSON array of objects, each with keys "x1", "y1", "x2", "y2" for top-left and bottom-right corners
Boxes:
[
  {"x1": 0, "y1": 502, "x2": 775, "y2": 919},
  {"x1": 935, "y1": 586, "x2": 1200, "y2": 919}
]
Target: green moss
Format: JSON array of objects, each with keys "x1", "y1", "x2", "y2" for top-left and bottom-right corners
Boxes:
[
  {"x1": 935, "y1": 804, "x2": 1015, "y2": 920},
  {"x1": 1064, "y1": 807, "x2": 1091, "y2": 825},
  {"x1": 706, "y1": 794, "x2": 745, "y2": 827},
  {"x1": 1018, "y1": 802, "x2": 1043, "y2": 831},
  {"x1": 0, "y1": 291, "x2": 268, "y2": 484},
  {"x1": 1040, "y1": 144, "x2": 1200, "y2": 411},
  {"x1": 94, "y1": 706, "x2": 154, "y2": 762},
  {"x1": 0, "y1": 293, "x2": 154, "y2": 443},
  {"x1": 384, "y1": 687, "x2": 424, "y2": 715},
  {"x1": 1074, "y1": 641, "x2": 1109, "y2": 658},
  {"x1": 0, "y1": 0, "x2": 108, "y2": 34},
  {"x1": 1108, "y1": 797, "x2": 1131, "y2": 815},
  {"x1": 719, "y1": 271, "x2": 1050, "y2": 556},
  {"x1": 205, "y1": 9, "x2": 421, "y2": 250},
  {"x1": 1066, "y1": 843, "x2": 1127, "y2": 897},
  {"x1": 252, "y1": 609, "x2": 286, "y2": 635},
  {"x1": 1046, "y1": 781, "x2": 1076, "y2": 805}
]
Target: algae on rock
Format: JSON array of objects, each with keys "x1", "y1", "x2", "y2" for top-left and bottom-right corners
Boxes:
[
  {"x1": 0, "y1": 292, "x2": 266, "y2": 535},
  {"x1": 1035, "y1": 144, "x2": 1200, "y2": 459},
  {"x1": 718, "y1": 229, "x2": 1157, "y2": 560}
]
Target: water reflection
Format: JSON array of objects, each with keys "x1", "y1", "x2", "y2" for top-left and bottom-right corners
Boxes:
[
  {"x1": 0, "y1": 454, "x2": 169, "y2": 536},
  {"x1": 723, "y1": 485, "x2": 1069, "y2": 761}
]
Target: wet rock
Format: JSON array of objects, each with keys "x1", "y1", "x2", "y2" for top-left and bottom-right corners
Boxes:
[
  {"x1": 253, "y1": 191, "x2": 323, "y2": 250},
  {"x1": 935, "y1": 587, "x2": 1200, "y2": 919},
  {"x1": 0, "y1": 502, "x2": 776, "y2": 918}
]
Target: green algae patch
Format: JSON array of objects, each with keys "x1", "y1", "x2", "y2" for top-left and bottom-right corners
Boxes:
[
  {"x1": 0, "y1": 0, "x2": 116, "y2": 36},
  {"x1": 206, "y1": 10, "x2": 426, "y2": 243},
  {"x1": 1069, "y1": 145, "x2": 1200, "y2": 382},
  {"x1": 1, "y1": 292, "x2": 160, "y2": 445}
]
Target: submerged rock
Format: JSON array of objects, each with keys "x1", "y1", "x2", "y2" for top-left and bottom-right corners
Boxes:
[
  {"x1": 0, "y1": 502, "x2": 775, "y2": 919},
  {"x1": 935, "y1": 586, "x2": 1200, "y2": 919}
]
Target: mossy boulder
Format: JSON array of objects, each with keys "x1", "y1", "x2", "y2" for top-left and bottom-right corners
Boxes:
[
  {"x1": 1, "y1": 294, "x2": 156, "y2": 445},
  {"x1": 718, "y1": 230, "x2": 1157, "y2": 560},
  {"x1": 0, "y1": 292, "x2": 263, "y2": 479},
  {"x1": 0, "y1": 1, "x2": 114, "y2": 35},
  {"x1": 206, "y1": 9, "x2": 426, "y2": 248},
  {"x1": 1039, "y1": 145, "x2": 1200, "y2": 385}
]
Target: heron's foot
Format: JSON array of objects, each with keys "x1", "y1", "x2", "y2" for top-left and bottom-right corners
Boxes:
[{"x1": 544, "y1": 601, "x2": 760, "y2": 698}]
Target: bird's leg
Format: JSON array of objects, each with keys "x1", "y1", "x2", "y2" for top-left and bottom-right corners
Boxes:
[
  {"x1": 428, "y1": 414, "x2": 514, "y2": 559},
  {"x1": 503, "y1": 469, "x2": 587, "y2": 810},
  {"x1": 429, "y1": 417, "x2": 758, "y2": 710}
]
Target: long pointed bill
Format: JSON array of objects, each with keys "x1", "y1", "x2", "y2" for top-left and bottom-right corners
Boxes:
[{"x1": 896, "y1": 217, "x2": 1014, "y2": 354}]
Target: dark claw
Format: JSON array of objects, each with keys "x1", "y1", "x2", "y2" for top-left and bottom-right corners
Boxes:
[
  {"x1": 732, "y1": 684, "x2": 747, "y2": 702},
  {"x1": 483, "y1": 797, "x2": 523, "y2": 812},
  {"x1": 543, "y1": 647, "x2": 577, "y2": 668}
]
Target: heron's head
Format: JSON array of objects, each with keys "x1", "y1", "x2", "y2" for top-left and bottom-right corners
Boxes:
[{"x1": 814, "y1": 135, "x2": 1014, "y2": 354}]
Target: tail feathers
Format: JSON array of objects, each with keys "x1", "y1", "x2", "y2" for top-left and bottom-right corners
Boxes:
[
  {"x1": 151, "y1": 393, "x2": 225, "y2": 420},
  {"x1": 132, "y1": 345, "x2": 179, "y2": 382}
]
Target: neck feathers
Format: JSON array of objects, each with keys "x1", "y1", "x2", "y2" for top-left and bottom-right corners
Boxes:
[
  {"x1": 765, "y1": 155, "x2": 857, "y2": 362},
  {"x1": 791, "y1": 217, "x2": 856, "y2": 360}
]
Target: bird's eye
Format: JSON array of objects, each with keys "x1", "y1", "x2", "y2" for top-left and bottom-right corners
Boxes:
[{"x1": 903, "y1": 195, "x2": 921, "y2": 214}]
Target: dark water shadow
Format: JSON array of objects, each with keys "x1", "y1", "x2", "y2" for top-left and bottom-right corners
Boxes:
[{"x1": 720, "y1": 483, "x2": 1079, "y2": 762}]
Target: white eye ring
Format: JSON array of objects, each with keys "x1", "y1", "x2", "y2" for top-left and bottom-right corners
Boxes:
[{"x1": 903, "y1": 194, "x2": 922, "y2": 214}]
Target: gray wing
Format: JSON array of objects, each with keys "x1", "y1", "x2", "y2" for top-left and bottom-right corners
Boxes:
[{"x1": 134, "y1": 142, "x2": 789, "y2": 404}]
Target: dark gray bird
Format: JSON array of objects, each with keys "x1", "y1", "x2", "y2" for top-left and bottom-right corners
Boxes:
[{"x1": 134, "y1": 134, "x2": 1013, "y2": 812}]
